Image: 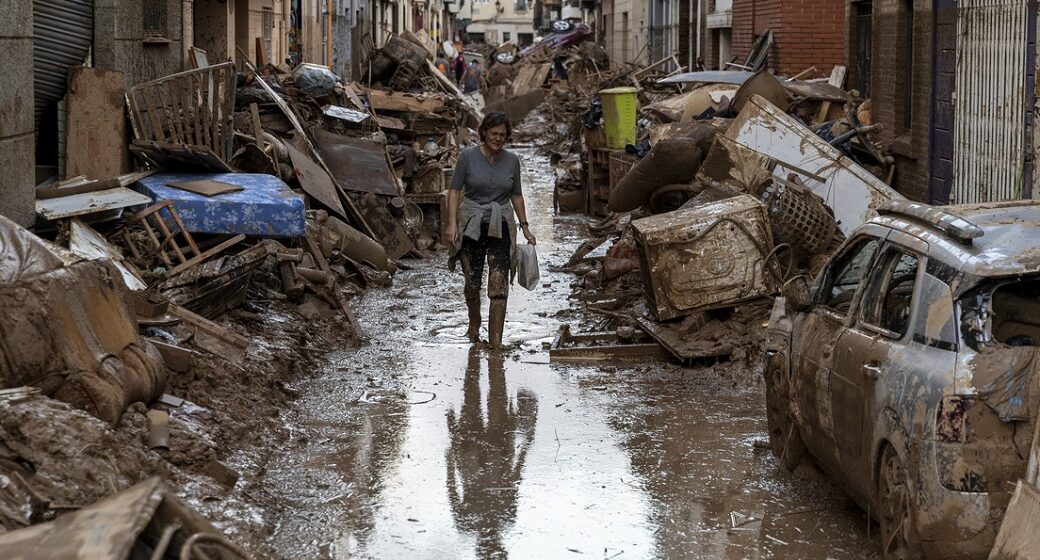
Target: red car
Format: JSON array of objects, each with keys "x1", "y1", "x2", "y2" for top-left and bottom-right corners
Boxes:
[{"x1": 519, "y1": 22, "x2": 592, "y2": 58}]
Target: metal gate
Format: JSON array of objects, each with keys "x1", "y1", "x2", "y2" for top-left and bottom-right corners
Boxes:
[
  {"x1": 33, "y1": 0, "x2": 94, "y2": 126},
  {"x1": 951, "y1": 0, "x2": 1031, "y2": 203}
]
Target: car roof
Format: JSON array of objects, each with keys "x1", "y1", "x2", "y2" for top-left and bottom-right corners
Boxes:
[{"x1": 866, "y1": 200, "x2": 1040, "y2": 277}]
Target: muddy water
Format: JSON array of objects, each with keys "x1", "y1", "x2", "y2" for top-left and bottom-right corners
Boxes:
[{"x1": 263, "y1": 150, "x2": 878, "y2": 559}]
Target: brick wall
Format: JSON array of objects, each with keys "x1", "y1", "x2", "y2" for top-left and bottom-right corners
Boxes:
[
  {"x1": 732, "y1": 0, "x2": 779, "y2": 68},
  {"x1": 776, "y1": 0, "x2": 845, "y2": 75},
  {"x1": 870, "y1": 0, "x2": 933, "y2": 201},
  {"x1": 731, "y1": 0, "x2": 844, "y2": 75}
]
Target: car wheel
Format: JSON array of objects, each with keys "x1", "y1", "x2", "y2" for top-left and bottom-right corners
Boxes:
[
  {"x1": 877, "y1": 444, "x2": 924, "y2": 560},
  {"x1": 764, "y1": 351, "x2": 805, "y2": 470}
]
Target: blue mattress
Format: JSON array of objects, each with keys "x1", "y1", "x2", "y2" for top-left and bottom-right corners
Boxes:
[{"x1": 135, "y1": 173, "x2": 306, "y2": 238}]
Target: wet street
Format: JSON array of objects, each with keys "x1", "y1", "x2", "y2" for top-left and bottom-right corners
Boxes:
[{"x1": 262, "y1": 150, "x2": 879, "y2": 559}]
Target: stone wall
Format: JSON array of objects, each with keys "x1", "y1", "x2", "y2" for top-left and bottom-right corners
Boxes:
[{"x1": 0, "y1": 1, "x2": 36, "y2": 225}]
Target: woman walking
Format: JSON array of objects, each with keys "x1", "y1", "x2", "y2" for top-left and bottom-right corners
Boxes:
[{"x1": 446, "y1": 112, "x2": 536, "y2": 349}]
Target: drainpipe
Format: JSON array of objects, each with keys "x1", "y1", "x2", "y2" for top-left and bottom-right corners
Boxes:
[
  {"x1": 695, "y1": 0, "x2": 701, "y2": 65},
  {"x1": 182, "y1": 0, "x2": 194, "y2": 69}
]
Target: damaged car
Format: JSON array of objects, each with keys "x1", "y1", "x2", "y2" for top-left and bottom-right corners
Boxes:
[{"x1": 765, "y1": 199, "x2": 1040, "y2": 559}]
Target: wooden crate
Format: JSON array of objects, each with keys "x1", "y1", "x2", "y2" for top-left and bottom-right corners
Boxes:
[{"x1": 608, "y1": 152, "x2": 638, "y2": 192}]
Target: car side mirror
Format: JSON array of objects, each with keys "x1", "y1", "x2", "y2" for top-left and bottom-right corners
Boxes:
[{"x1": 782, "y1": 275, "x2": 813, "y2": 312}]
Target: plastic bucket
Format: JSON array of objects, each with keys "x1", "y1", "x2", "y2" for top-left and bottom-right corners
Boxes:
[{"x1": 599, "y1": 87, "x2": 639, "y2": 149}]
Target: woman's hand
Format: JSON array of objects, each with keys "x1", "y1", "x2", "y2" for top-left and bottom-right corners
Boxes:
[
  {"x1": 522, "y1": 225, "x2": 536, "y2": 245},
  {"x1": 446, "y1": 223, "x2": 459, "y2": 246}
]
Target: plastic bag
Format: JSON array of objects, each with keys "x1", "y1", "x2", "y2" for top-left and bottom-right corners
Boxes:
[
  {"x1": 516, "y1": 244, "x2": 540, "y2": 291},
  {"x1": 292, "y1": 63, "x2": 338, "y2": 97}
]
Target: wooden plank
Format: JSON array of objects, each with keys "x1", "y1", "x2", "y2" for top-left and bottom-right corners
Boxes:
[
  {"x1": 249, "y1": 103, "x2": 265, "y2": 151},
  {"x1": 168, "y1": 304, "x2": 250, "y2": 363},
  {"x1": 139, "y1": 87, "x2": 167, "y2": 143},
  {"x1": 166, "y1": 233, "x2": 245, "y2": 277},
  {"x1": 65, "y1": 67, "x2": 128, "y2": 180},
  {"x1": 35, "y1": 187, "x2": 152, "y2": 220},
  {"x1": 305, "y1": 232, "x2": 367, "y2": 338},
  {"x1": 254, "y1": 36, "x2": 266, "y2": 68},
  {"x1": 813, "y1": 65, "x2": 847, "y2": 123},
  {"x1": 366, "y1": 90, "x2": 446, "y2": 113},
  {"x1": 166, "y1": 179, "x2": 244, "y2": 197}
]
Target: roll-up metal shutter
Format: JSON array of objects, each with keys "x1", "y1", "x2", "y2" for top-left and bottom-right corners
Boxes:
[
  {"x1": 951, "y1": 0, "x2": 1031, "y2": 203},
  {"x1": 33, "y1": 0, "x2": 94, "y2": 126}
]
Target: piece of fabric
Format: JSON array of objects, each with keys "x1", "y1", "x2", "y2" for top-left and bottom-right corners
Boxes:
[
  {"x1": 450, "y1": 147, "x2": 522, "y2": 217},
  {"x1": 449, "y1": 197, "x2": 518, "y2": 280},
  {"x1": 460, "y1": 222, "x2": 512, "y2": 300}
]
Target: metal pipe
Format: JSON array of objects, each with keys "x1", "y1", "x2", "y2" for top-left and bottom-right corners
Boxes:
[
  {"x1": 182, "y1": 0, "x2": 194, "y2": 70},
  {"x1": 695, "y1": 0, "x2": 701, "y2": 63}
]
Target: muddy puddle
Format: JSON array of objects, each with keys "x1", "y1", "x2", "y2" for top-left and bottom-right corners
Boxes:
[{"x1": 259, "y1": 150, "x2": 878, "y2": 559}]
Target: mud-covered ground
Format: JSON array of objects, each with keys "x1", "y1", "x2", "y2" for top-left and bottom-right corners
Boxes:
[
  {"x1": 254, "y1": 149, "x2": 880, "y2": 558},
  {"x1": 0, "y1": 148, "x2": 878, "y2": 558}
]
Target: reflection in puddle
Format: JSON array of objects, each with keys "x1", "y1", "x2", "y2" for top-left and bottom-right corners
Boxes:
[{"x1": 446, "y1": 348, "x2": 538, "y2": 558}]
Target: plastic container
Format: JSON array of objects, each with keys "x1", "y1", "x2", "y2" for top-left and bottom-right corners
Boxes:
[
  {"x1": 424, "y1": 136, "x2": 439, "y2": 155},
  {"x1": 599, "y1": 86, "x2": 639, "y2": 149}
]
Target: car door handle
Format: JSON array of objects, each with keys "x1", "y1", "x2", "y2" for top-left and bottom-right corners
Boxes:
[{"x1": 862, "y1": 362, "x2": 882, "y2": 380}]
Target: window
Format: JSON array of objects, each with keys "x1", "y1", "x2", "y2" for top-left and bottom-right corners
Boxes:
[
  {"x1": 859, "y1": 249, "x2": 920, "y2": 337},
  {"x1": 143, "y1": 0, "x2": 168, "y2": 38},
  {"x1": 515, "y1": 0, "x2": 528, "y2": 11},
  {"x1": 503, "y1": 32, "x2": 511, "y2": 41},
  {"x1": 910, "y1": 265, "x2": 957, "y2": 350},
  {"x1": 262, "y1": 8, "x2": 274, "y2": 63},
  {"x1": 819, "y1": 237, "x2": 880, "y2": 313}
]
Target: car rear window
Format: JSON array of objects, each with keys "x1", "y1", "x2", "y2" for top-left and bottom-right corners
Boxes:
[{"x1": 962, "y1": 276, "x2": 1040, "y2": 350}]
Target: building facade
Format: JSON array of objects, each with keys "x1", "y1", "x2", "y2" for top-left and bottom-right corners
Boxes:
[
  {"x1": 464, "y1": 0, "x2": 536, "y2": 45},
  {"x1": 859, "y1": 0, "x2": 1038, "y2": 203}
]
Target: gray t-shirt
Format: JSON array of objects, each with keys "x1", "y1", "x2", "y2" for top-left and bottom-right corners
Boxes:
[{"x1": 450, "y1": 146, "x2": 522, "y2": 206}]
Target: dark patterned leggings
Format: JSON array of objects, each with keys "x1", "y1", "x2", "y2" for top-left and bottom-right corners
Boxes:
[{"x1": 460, "y1": 222, "x2": 511, "y2": 302}]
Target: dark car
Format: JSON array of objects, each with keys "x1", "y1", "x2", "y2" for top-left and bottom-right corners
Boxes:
[
  {"x1": 519, "y1": 22, "x2": 592, "y2": 58},
  {"x1": 765, "y1": 199, "x2": 1040, "y2": 559}
]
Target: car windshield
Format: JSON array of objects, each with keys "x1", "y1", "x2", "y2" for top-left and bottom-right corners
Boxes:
[{"x1": 960, "y1": 275, "x2": 1040, "y2": 350}]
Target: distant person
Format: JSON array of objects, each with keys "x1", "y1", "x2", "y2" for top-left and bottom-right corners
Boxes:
[
  {"x1": 454, "y1": 55, "x2": 467, "y2": 85},
  {"x1": 435, "y1": 50, "x2": 450, "y2": 76},
  {"x1": 462, "y1": 59, "x2": 483, "y2": 94}
]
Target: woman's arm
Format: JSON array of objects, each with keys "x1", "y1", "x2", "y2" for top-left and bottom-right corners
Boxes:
[
  {"x1": 511, "y1": 194, "x2": 536, "y2": 245},
  {"x1": 447, "y1": 188, "x2": 460, "y2": 245}
]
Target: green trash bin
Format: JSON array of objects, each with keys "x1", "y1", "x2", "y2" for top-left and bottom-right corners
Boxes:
[{"x1": 599, "y1": 86, "x2": 639, "y2": 149}]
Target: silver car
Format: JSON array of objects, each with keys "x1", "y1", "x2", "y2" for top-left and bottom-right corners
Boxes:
[{"x1": 765, "y1": 200, "x2": 1040, "y2": 559}]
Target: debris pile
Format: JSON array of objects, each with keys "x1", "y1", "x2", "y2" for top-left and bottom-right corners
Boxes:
[
  {"x1": 542, "y1": 57, "x2": 903, "y2": 366},
  {"x1": 8, "y1": 31, "x2": 494, "y2": 553}
]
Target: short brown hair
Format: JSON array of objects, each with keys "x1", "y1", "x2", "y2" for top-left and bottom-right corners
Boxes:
[{"x1": 478, "y1": 112, "x2": 512, "y2": 142}]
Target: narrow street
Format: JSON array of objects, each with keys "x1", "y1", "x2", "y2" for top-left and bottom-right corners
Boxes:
[{"x1": 259, "y1": 150, "x2": 877, "y2": 559}]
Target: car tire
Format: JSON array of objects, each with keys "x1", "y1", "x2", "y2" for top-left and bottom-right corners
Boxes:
[
  {"x1": 764, "y1": 351, "x2": 806, "y2": 470},
  {"x1": 877, "y1": 443, "x2": 925, "y2": 560}
]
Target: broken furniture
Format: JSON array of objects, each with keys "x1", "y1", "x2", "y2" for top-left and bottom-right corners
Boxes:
[
  {"x1": 632, "y1": 194, "x2": 779, "y2": 321},
  {"x1": 0, "y1": 215, "x2": 165, "y2": 425},
  {"x1": 0, "y1": 477, "x2": 252, "y2": 559},
  {"x1": 134, "y1": 172, "x2": 306, "y2": 237},
  {"x1": 549, "y1": 324, "x2": 669, "y2": 362},
  {"x1": 127, "y1": 62, "x2": 237, "y2": 172},
  {"x1": 121, "y1": 200, "x2": 246, "y2": 277},
  {"x1": 726, "y1": 94, "x2": 902, "y2": 235}
]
